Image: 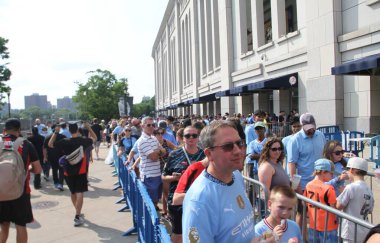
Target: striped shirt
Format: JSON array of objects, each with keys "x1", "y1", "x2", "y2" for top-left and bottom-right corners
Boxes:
[{"x1": 137, "y1": 132, "x2": 161, "y2": 178}]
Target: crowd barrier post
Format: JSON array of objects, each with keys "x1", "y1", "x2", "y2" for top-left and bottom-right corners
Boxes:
[
  {"x1": 296, "y1": 193, "x2": 374, "y2": 243},
  {"x1": 112, "y1": 146, "x2": 171, "y2": 242},
  {"x1": 243, "y1": 176, "x2": 270, "y2": 220}
]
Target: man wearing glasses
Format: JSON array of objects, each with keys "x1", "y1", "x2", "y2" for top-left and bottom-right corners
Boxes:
[
  {"x1": 182, "y1": 121, "x2": 257, "y2": 242},
  {"x1": 137, "y1": 116, "x2": 165, "y2": 210}
]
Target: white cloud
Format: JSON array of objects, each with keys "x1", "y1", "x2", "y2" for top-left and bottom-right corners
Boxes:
[{"x1": 0, "y1": 0, "x2": 167, "y2": 109}]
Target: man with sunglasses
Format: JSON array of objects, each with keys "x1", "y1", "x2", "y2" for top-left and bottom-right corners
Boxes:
[
  {"x1": 287, "y1": 113, "x2": 326, "y2": 228},
  {"x1": 137, "y1": 117, "x2": 165, "y2": 210},
  {"x1": 182, "y1": 121, "x2": 258, "y2": 242}
]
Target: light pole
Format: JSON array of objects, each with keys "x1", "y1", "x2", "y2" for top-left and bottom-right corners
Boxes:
[
  {"x1": 123, "y1": 78, "x2": 128, "y2": 116},
  {"x1": 7, "y1": 91, "x2": 10, "y2": 118}
]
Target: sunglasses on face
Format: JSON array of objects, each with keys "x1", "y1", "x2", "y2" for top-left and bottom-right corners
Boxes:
[
  {"x1": 333, "y1": 150, "x2": 344, "y2": 155},
  {"x1": 184, "y1": 133, "x2": 199, "y2": 139},
  {"x1": 145, "y1": 123, "x2": 155, "y2": 127},
  {"x1": 125, "y1": 129, "x2": 131, "y2": 132},
  {"x1": 209, "y1": 140, "x2": 246, "y2": 152},
  {"x1": 270, "y1": 147, "x2": 282, "y2": 152},
  {"x1": 155, "y1": 132, "x2": 164, "y2": 135}
]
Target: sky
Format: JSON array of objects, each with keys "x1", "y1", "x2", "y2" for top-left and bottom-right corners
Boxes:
[{"x1": 0, "y1": 0, "x2": 168, "y2": 109}]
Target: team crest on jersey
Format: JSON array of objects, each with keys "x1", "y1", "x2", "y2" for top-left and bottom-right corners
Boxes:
[
  {"x1": 188, "y1": 227, "x2": 200, "y2": 243},
  {"x1": 236, "y1": 195, "x2": 245, "y2": 209}
]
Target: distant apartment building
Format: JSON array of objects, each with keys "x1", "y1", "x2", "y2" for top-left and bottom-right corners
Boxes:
[
  {"x1": 57, "y1": 96, "x2": 76, "y2": 111},
  {"x1": 25, "y1": 93, "x2": 49, "y2": 110}
]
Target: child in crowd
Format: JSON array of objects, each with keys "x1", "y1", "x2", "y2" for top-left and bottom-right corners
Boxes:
[
  {"x1": 336, "y1": 157, "x2": 374, "y2": 243},
  {"x1": 304, "y1": 159, "x2": 338, "y2": 242},
  {"x1": 255, "y1": 185, "x2": 302, "y2": 243},
  {"x1": 323, "y1": 140, "x2": 350, "y2": 196}
]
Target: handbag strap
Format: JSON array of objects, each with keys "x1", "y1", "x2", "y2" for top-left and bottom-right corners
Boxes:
[
  {"x1": 182, "y1": 146, "x2": 193, "y2": 165},
  {"x1": 182, "y1": 146, "x2": 203, "y2": 165}
]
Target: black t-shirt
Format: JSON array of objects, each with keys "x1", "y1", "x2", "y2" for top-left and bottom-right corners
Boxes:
[
  {"x1": 43, "y1": 133, "x2": 66, "y2": 162},
  {"x1": 54, "y1": 136, "x2": 94, "y2": 175},
  {"x1": 27, "y1": 134, "x2": 45, "y2": 162},
  {"x1": 54, "y1": 136, "x2": 93, "y2": 156},
  {"x1": 91, "y1": 123, "x2": 102, "y2": 142}
]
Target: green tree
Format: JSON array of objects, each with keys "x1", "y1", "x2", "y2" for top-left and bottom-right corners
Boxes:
[
  {"x1": 131, "y1": 96, "x2": 155, "y2": 117},
  {"x1": 0, "y1": 37, "x2": 11, "y2": 108},
  {"x1": 19, "y1": 106, "x2": 44, "y2": 120},
  {"x1": 73, "y1": 69, "x2": 128, "y2": 121}
]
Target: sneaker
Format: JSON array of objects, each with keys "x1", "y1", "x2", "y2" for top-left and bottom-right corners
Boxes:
[
  {"x1": 54, "y1": 183, "x2": 59, "y2": 189},
  {"x1": 57, "y1": 184, "x2": 64, "y2": 191},
  {"x1": 34, "y1": 184, "x2": 42, "y2": 190},
  {"x1": 74, "y1": 216, "x2": 84, "y2": 227}
]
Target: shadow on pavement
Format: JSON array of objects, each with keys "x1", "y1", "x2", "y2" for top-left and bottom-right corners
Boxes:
[{"x1": 83, "y1": 219, "x2": 137, "y2": 243}]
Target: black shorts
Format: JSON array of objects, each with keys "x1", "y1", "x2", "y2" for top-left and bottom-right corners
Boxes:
[
  {"x1": 297, "y1": 190, "x2": 306, "y2": 214},
  {"x1": 65, "y1": 174, "x2": 88, "y2": 194},
  {"x1": 168, "y1": 205, "x2": 183, "y2": 234},
  {"x1": 0, "y1": 193, "x2": 33, "y2": 226}
]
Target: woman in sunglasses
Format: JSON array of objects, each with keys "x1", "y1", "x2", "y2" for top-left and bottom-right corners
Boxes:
[
  {"x1": 323, "y1": 140, "x2": 351, "y2": 196},
  {"x1": 117, "y1": 126, "x2": 137, "y2": 158},
  {"x1": 258, "y1": 137, "x2": 290, "y2": 192},
  {"x1": 162, "y1": 125, "x2": 205, "y2": 243}
]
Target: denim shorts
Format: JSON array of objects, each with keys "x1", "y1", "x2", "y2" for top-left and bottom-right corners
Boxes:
[
  {"x1": 308, "y1": 229, "x2": 338, "y2": 243},
  {"x1": 143, "y1": 176, "x2": 162, "y2": 203}
]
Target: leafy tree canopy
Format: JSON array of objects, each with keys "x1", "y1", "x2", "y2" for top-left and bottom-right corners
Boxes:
[
  {"x1": 131, "y1": 96, "x2": 155, "y2": 117},
  {"x1": 0, "y1": 37, "x2": 11, "y2": 108},
  {"x1": 73, "y1": 69, "x2": 129, "y2": 122}
]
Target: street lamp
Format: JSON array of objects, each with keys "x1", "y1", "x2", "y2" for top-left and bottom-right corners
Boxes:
[
  {"x1": 122, "y1": 78, "x2": 128, "y2": 116},
  {"x1": 7, "y1": 90, "x2": 10, "y2": 118}
]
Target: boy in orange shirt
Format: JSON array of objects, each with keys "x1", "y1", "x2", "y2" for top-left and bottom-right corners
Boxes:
[{"x1": 304, "y1": 158, "x2": 338, "y2": 242}]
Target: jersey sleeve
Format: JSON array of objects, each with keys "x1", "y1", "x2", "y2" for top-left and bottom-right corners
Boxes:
[
  {"x1": 175, "y1": 166, "x2": 194, "y2": 193},
  {"x1": 287, "y1": 137, "x2": 299, "y2": 164},
  {"x1": 182, "y1": 200, "x2": 214, "y2": 243},
  {"x1": 336, "y1": 185, "x2": 352, "y2": 207}
]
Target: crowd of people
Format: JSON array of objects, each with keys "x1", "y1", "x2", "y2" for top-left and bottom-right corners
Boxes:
[
  {"x1": 105, "y1": 111, "x2": 377, "y2": 243},
  {"x1": 0, "y1": 110, "x2": 378, "y2": 243}
]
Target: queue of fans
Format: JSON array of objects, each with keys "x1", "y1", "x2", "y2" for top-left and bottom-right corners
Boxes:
[
  {"x1": 0, "y1": 111, "x2": 377, "y2": 243},
  {"x1": 107, "y1": 111, "x2": 376, "y2": 243}
]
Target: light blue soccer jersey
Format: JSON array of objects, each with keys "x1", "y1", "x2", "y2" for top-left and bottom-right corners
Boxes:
[
  {"x1": 287, "y1": 129, "x2": 325, "y2": 190},
  {"x1": 183, "y1": 170, "x2": 255, "y2": 243},
  {"x1": 255, "y1": 218, "x2": 302, "y2": 243}
]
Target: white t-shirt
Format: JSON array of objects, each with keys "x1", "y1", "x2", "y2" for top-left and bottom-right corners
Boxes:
[{"x1": 337, "y1": 180, "x2": 374, "y2": 242}]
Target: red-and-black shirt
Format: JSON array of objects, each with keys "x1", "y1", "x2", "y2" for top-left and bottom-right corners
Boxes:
[{"x1": 2, "y1": 134, "x2": 39, "y2": 194}]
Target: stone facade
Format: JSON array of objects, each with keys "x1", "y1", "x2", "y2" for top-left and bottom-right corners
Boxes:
[{"x1": 152, "y1": 0, "x2": 380, "y2": 133}]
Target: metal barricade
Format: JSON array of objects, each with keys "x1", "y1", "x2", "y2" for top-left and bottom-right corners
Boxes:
[
  {"x1": 317, "y1": 125, "x2": 340, "y2": 134},
  {"x1": 342, "y1": 131, "x2": 365, "y2": 157},
  {"x1": 243, "y1": 176, "x2": 270, "y2": 220},
  {"x1": 296, "y1": 193, "x2": 374, "y2": 243},
  {"x1": 112, "y1": 147, "x2": 171, "y2": 242},
  {"x1": 266, "y1": 122, "x2": 292, "y2": 138}
]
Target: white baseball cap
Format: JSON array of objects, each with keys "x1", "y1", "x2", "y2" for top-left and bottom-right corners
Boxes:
[{"x1": 347, "y1": 157, "x2": 368, "y2": 172}]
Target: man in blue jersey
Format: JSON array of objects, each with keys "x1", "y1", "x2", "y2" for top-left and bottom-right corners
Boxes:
[
  {"x1": 287, "y1": 113, "x2": 325, "y2": 228},
  {"x1": 182, "y1": 120, "x2": 258, "y2": 243}
]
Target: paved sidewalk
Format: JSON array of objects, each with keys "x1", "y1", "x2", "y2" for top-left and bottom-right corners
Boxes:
[{"x1": 6, "y1": 144, "x2": 137, "y2": 243}]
